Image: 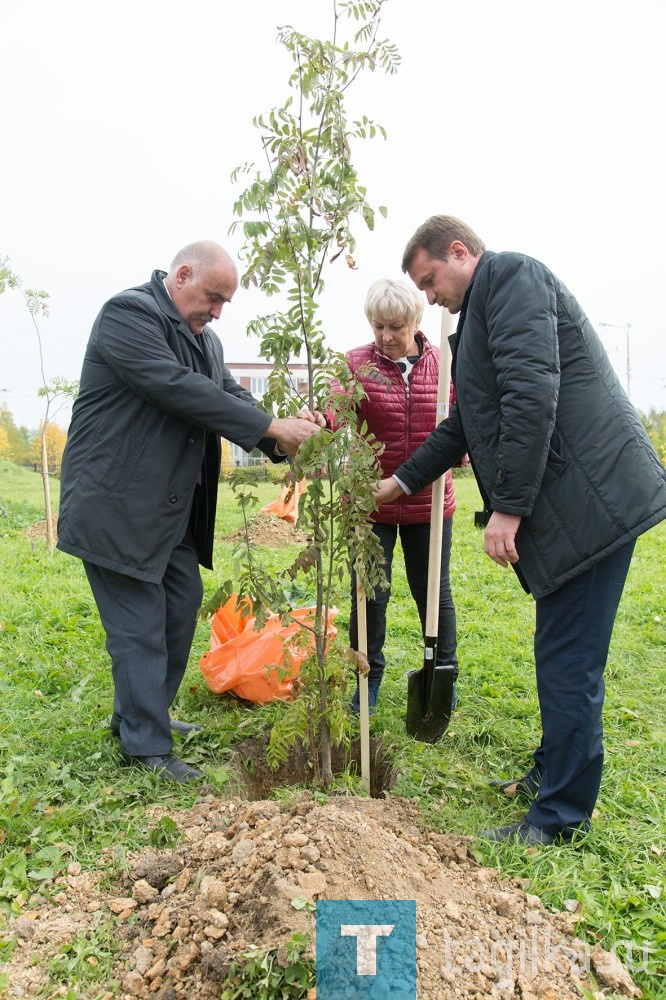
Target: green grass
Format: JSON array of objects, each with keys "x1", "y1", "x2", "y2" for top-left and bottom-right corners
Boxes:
[
  {"x1": 0, "y1": 459, "x2": 60, "y2": 511},
  {"x1": 0, "y1": 462, "x2": 664, "y2": 997}
]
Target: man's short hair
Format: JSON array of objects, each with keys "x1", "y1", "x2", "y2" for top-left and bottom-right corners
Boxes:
[
  {"x1": 402, "y1": 216, "x2": 485, "y2": 271},
  {"x1": 168, "y1": 241, "x2": 229, "y2": 277}
]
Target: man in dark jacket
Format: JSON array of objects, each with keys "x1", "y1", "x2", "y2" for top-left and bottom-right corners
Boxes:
[
  {"x1": 375, "y1": 216, "x2": 666, "y2": 844},
  {"x1": 58, "y1": 241, "x2": 319, "y2": 782}
]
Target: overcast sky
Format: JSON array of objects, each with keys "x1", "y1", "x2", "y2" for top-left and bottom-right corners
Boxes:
[{"x1": 2, "y1": 0, "x2": 665, "y2": 432}]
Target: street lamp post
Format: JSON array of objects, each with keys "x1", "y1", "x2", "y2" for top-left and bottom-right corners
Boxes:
[{"x1": 599, "y1": 321, "x2": 632, "y2": 400}]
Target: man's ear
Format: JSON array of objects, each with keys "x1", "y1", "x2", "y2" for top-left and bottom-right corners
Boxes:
[
  {"x1": 449, "y1": 240, "x2": 468, "y2": 262},
  {"x1": 174, "y1": 264, "x2": 192, "y2": 287}
]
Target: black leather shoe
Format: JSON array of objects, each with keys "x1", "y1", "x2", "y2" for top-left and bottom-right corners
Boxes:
[
  {"x1": 119, "y1": 747, "x2": 204, "y2": 783},
  {"x1": 110, "y1": 713, "x2": 203, "y2": 738},
  {"x1": 489, "y1": 772, "x2": 539, "y2": 802},
  {"x1": 478, "y1": 818, "x2": 555, "y2": 846}
]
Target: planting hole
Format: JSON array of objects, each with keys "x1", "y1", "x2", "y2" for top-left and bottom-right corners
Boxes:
[{"x1": 231, "y1": 735, "x2": 396, "y2": 799}]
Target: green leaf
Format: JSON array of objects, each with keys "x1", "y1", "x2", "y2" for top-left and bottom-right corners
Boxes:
[{"x1": 28, "y1": 866, "x2": 57, "y2": 881}]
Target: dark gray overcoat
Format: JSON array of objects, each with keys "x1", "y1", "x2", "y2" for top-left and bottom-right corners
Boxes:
[{"x1": 57, "y1": 270, "x2": 280, "y2": 583}]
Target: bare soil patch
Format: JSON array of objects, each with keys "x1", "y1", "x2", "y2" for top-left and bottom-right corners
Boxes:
[
  {"x1": 23, "y1": 516, "x2": 58, "y2": 541},
  {"x1": 1, "y1": 794, "x2": 640, "y2": 999},
  {"x1": 222, "y1": 512, "x2": 308, "y2": 548},
  {"x1": 231, "y1": 735, "x2": 397, "y2": 800}
]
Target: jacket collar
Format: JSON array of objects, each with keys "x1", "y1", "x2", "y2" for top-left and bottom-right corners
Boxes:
[
  {"x1": 451, "y1": 251, "x2": 495, "y2": 364},
  {"x1": 370, "y1": 330, "x2": 432, "y2": 367}
]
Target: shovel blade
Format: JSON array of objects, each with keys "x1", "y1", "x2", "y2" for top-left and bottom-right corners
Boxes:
[{"x1": 405, "y1": 664, "x2": 456, "y2": 743}]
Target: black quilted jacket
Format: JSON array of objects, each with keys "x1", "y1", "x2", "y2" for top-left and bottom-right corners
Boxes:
[{"x1": 396, "y1": 251, "x2": 666, "y2": 598}]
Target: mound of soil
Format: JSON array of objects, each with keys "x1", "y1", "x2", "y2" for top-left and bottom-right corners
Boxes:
[
  {"x1": 23, "y1": 516, "x2": 58, "y2": 541},
  {"x1": 222, "y1": 512, "x2": 308, "y2": 548},
  {"x1": 2, "y1": 794, "x2": 640, "y2": 999}
]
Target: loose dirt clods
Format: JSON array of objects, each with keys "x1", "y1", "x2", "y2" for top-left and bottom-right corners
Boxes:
[
  {"x1": 1, "y1": 795, "x2": 641, "y2": 998},
  {"x1": 222, "y1": 512, "x2": 308, "y2": 549}
]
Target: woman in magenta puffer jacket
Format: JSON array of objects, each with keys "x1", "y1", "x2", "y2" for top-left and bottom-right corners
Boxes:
[{"x1": 330, "y1": 279, "x2": 459, "y2": 713}]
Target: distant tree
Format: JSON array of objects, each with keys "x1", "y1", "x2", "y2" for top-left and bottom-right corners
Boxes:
[
  {"x1": 0, "y1": 257, "x2": 78, "y2": 547},
  {"x1": 29, "y1": 420, "x2": 67, "y2": 473},
  {"x1": 641, "y1": 408, "x2": 666, "y2": 465},
  {"x1": 220, "y1": 438, "x2": 237, "y2": 480},
  {"x1": 0, "y1": 404, "x2": 31, "y2": 464},
  {"x1": 0, "y1": 424, "x2": 10, "y2": 460}
]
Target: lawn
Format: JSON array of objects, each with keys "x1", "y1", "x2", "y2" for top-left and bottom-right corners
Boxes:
[{"x1": 0, "y1": 459, "x2": 664, "y2": 996}]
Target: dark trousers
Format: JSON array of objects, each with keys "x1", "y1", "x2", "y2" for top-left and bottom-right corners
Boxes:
[
  {"x1": 349, "y1": 518, "x2": 458, "y2": 686},
  {"x1": 525, "y1": 540, "x2": 635, "y2": 836},
  {"x1": 84, "y1": 527, "x2": 203, "y2": 756}
]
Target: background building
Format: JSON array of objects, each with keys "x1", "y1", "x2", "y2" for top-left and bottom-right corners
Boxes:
[{"x1": 226, "y1": 362, "x2": 310, "y2": 466}]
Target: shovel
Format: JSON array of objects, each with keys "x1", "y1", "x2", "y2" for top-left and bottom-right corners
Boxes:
[{"x1": 405, "y1": 309, "x2": 456, "y2": 743}]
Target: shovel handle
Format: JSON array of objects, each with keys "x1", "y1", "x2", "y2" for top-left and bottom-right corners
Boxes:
[
  {"x1": 424, "y1": 311, "x2": 454, "y2": 639},
  {"x1": 355, "y1": 551, "x2": 371, "y2": 795}
]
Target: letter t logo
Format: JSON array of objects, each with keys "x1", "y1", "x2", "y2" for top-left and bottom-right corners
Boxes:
[{"x1": 340, "y1": 924, "x2": 394, "y2": 975}]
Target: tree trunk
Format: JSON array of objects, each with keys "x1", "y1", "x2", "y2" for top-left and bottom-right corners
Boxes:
[
  {"x1": 315, "y1": 545, "x2": 333, "y2": 787},
  {"x1": 319, "y1": 712, "x2": 333, "y2": 789},
  {"x1": 40, "y1": 422, "x2": 54, "y2": 550}
]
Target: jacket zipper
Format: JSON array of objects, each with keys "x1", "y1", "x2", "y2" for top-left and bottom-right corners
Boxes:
[{"x1": 372, "y1": 344, "x2": 431, "y2": 511}]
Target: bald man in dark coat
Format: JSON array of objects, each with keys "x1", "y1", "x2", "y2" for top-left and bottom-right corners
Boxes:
[{"x1": 58, "y1": 241, "x2": 319, "y2": 781}]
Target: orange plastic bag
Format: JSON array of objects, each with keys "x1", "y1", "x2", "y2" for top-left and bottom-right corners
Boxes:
[
  {"x1": 199, "y1": 594, "x2": 337, "y2": 704},
  {"x1": 260, "y1": 479, "x2": 307, "y2": 524}
]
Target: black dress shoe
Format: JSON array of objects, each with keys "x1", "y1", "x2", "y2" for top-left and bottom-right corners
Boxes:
[
  {"x1": 109, "y1": 713, "x2": 203, "y2": 738},
  {"x1": 478, "y1": 818, "x2": 555, "y2": 846},
  {"x1": 119, "y1": 747, "x2": 204, "y2": 783},
  {"x1": 489, "y1": 772, "x2": 540, "y2": 802}
]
